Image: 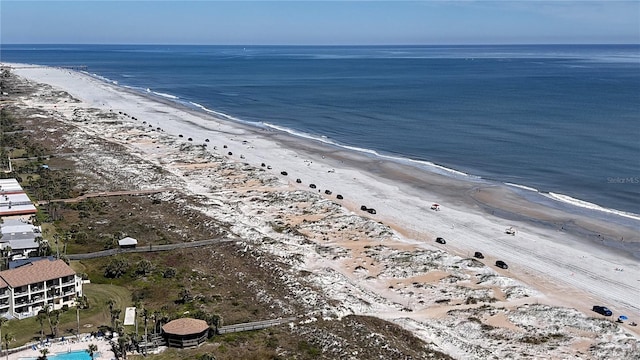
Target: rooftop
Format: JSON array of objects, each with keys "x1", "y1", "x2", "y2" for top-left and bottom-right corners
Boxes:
[
  {"x1": 0, "y1": 178, "x2": 23, "y2": 193},
  {"x1": 1, "y1": 237, "x2": 38, "y2": 250},
  {"x1": 0, "y1": 258, "x2": 76, "y2": 288},
  {"x1": 162, "y1": 318, "x2": 209, "y2": 336},
  {"x1": 118, "y1": 237, "x2": 138, "y2": 246}
]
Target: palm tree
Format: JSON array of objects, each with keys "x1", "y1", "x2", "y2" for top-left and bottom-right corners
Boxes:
[
  {"x1": 36, "y1": 311, "x2": 47, "y2": 340},
  {"x1": 74, "y1": 296, "x2": 81, "y2": 341},
  {"x1": 3, "y1": 332, "x2": 14, "y2": 360},
  {"x1": 0, "y1": 318, "x2": 7, "y2": 359},
  {"x1": 142, "y1": 307, "x2": 149, "y2": 355},
  {"x1": 0, "y1": 246, "x2": 10, "y2": 270},
  {"x1": 117, "y1": 333, "x2": 129, "y2": 360},
  {"x1": 111, "y1": 309, "x2": 122, "y2": 332},
  {"x1": 86, "y1": 343, "x2": 98, "y2": 360},
  {"x1": 38, "y1": 348, "x2": 49, "y2": 360},
  {"x1": 50, "y1": 310, "x2": 61, "y2": 338},
  {"x1": 35, "y1": 236, "x2": 47, "y2": 257},
  {"x1": 42, "y1": 304, "x2": 53, "y2": 336},
  {"x1": 106, "y1": 299, "x2": 117, "y2": 330}
]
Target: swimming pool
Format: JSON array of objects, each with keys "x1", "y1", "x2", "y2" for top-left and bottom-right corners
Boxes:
[{"x1": 20, "y1": 350, "x2": 99, "y2": 360}]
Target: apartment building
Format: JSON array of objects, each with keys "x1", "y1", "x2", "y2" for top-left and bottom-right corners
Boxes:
[{"x1": 0, "y1": 258, "x2": 83, "y2": 319}]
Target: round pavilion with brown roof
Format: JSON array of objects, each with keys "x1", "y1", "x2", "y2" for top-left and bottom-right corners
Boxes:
[{"x1": 162, "y1": 318, "x2": 210, "y2": 348}]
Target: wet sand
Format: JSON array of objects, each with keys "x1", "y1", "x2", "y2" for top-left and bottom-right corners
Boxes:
[{"x1": 5, "y1": 63, "x2": 640, "y2": 335}]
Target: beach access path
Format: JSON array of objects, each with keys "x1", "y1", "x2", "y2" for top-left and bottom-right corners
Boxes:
[{"x1": 7, "y1": 63, "x2": 639, "y2": 340}]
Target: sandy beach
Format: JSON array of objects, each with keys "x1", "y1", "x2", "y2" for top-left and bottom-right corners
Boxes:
[{"x1": 3, "y1": 63, "x2": 639, "y2": 358}]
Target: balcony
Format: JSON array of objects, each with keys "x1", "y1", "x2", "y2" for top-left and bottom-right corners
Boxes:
[{"x1": 63, "y1": 288, "x2": 76, "y2": 296}]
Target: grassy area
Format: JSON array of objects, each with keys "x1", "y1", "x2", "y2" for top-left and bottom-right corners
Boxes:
[
  {"x1": 5, "y1": 283, "x2": 131, "y2": 347},
  {"x1": 0, "y1": 82, "x2": 444, "y2": 359}
]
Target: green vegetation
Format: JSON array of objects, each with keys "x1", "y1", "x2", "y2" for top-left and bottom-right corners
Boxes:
[
  {"x1": 0, "y1": 75, "x2": 445, "y2": 360},
  {"x1": 5, "y1": 283, "x2": 131, "y2": 347}
]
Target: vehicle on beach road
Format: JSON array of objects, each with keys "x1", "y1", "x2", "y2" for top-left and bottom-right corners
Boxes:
[
  {"x1": 474, "y1": 251, "x2": 484, "y2": 259},
  {"x1": 436, "y1": 237, "x2": 446, "y2": 244},
  {"x1": 592, "y1": 305, "x2": 613, "y2": 316},
  {"x1": 495, "y1": 260, "x2": 508, "y2": 269}
]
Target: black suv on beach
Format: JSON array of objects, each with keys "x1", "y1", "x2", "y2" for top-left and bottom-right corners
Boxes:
[
  {"x1": 435, "y1": 237, "x2": 446, "y2": 244},
  {"x1": 495, "y1": 260, "x2": 508, "y2": 269},
  {"x1": 592, "y1": 305, "x2": 612, "y2": 316}
]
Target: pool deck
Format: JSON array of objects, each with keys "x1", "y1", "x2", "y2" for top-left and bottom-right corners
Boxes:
[{"x1": 9, "y1": 336, "x2": 115, "y2": 360}]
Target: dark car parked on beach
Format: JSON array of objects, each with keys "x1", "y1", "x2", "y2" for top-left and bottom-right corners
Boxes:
[
  {"x1": 436, "y1": 237, "x2": 446, "y2": 244},
  {"x1": 474, "y1": 252, "x2": 484, "y2": 259},
  {"x1": 592, "y1": 305, "x2": 613, "y2": 316},
  {"x1": 495, "y1": 260, "x2": 508, "y2": 269}
]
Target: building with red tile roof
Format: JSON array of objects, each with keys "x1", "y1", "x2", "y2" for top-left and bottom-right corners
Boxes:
[{"x1": 0, "y1": 258, "x2": 82, "y2": 319}]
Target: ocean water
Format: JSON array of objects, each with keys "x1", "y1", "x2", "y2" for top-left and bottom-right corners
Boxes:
[{"x1": 1, "y1": 44, "x2": 639, "y2": 220}]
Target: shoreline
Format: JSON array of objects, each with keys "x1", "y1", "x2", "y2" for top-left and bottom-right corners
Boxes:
[
  {"x1": 3, "y1": 63, "x2": 639, "y2": 355},
  {"x1": 8, "y1": 63, "x2": 639, "y2": 248},
  {"x1": 97, "y1": 67, "x2": 640, "y2": 254},
  {"x1": 57, "y1": 64, "x2": 640, "y2": 226}
]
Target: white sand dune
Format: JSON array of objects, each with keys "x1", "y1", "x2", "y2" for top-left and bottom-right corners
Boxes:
[{"x1": 5, "y1": 63, "x2": 639, "y2": 358}]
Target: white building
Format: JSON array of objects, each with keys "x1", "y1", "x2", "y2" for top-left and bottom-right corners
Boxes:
[
  {"x1": 0, "y1": 258, "x2": 83, "y2": 319},
  {"x1": 1, "y1": 218, "x2": 42, "y2": 259},
  {"x1": 0, "y1": 179, "x2": 37, "y2": 217}
]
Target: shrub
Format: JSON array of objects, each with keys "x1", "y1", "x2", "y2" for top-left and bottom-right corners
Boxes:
[{"x1": 104, "y1": 257, "x2": 129, "y2": 278}]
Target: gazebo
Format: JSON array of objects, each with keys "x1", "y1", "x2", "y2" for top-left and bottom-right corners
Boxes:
[{"x1": 162, "y1": 318, "x2": 210, "y2": 348}]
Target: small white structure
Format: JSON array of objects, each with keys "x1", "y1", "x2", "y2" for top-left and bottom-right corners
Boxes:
[
  {"x1": 124, "y1": 307, "x2": 136, "y2": 326},
  {"x1": 118, "y1": 237, "x2": 138, "y2": 248}
]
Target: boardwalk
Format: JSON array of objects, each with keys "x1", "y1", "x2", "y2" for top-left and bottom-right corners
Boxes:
[
  {"x1": 217, "y1": 317, "x2": 297, "y2": 334},
  {"x1": 67, "y1": 237, "x2": 234, "y2": 260},
  {"x1": 37, "y1": 188, "x2": 174, "y2": 205}
]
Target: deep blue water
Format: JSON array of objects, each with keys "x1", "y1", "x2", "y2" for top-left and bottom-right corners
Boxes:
[{"x1": 1, "y1": 44, "x2": 639, "y2": 217}]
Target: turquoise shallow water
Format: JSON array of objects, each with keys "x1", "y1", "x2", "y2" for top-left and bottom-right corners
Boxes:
[{"x1": 1, "y1": 44, "x2": 638, "y2": 217}]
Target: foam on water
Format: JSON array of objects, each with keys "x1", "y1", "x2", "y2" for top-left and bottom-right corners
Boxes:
[
  {"x1": 505, "y1": 183, "x2": 539, "y2": 192},
  {"x1": 4, "y1": 44, "x2": 637, "y2": 222},
  {"x1": 544, "y1": 192, "x2": 640, "y2": 222},
  {"x1": 263, "y1": 122, "x2": 472, "y2": 178}
]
